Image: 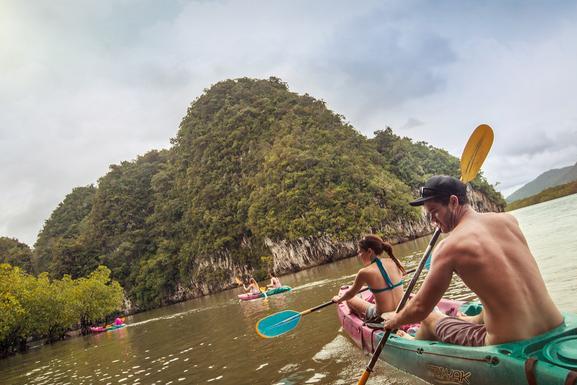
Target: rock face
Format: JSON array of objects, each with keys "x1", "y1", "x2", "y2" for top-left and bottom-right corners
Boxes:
[
  {"x1": 265, "y1": 236, "x2": 356, "y2": 273},
  {"x1": 469, "y1": 187, "x2": 501, "y2": 213}
]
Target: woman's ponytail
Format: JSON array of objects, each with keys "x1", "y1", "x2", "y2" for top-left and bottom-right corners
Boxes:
[
  {"x1": 381, "y1": 241, "x2": 406, "y2": 275},
  {"x1": 359, "y1": 234, "x2": 406, "y2": 275}
]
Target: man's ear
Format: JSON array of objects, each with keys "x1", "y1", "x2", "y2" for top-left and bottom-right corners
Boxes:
[{"x1": 449, "y1": 195, "x2": 459, "y2": 208}]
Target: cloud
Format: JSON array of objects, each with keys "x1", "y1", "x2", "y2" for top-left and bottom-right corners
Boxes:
[
  {"x1": 400, "y1": 118, "x2": 425, "y2": 131},
  {"x1": 1, "y1": 0, "x2": 577, "y2": 245}
]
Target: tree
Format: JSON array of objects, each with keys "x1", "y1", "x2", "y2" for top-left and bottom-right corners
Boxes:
[
  {"x1": 72, "y1": 266, "x2": 124, "y2": 335},
  {"x1": 0, "y1": 237, "x2": 33, "y2": 273}
]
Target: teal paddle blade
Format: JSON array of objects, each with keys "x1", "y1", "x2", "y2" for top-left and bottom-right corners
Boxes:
[{"x1": 256, "y1": 310, "x2": 301, "y2": 338}]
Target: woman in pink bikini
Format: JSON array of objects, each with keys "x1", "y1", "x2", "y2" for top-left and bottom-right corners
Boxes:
[{"x1": 332, "y1": 235, "x2": 406, "y2": 323}]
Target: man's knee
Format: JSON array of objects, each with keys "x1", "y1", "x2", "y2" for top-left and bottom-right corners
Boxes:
[
  {"x1": 422, "y1": 311, "x2": 444, "y2": 327},
  {"x1": 416, "y1": 312, "x2": 445, "y2": 340}
]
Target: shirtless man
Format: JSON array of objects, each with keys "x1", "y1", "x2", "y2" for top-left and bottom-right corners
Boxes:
[{"x1": 382, "y1": 175, "x2": 563, "y2": 346}]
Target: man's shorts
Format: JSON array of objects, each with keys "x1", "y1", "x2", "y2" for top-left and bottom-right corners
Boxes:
[{"x1": 434, "y1": 316, "x2": 487, "y2": 347}]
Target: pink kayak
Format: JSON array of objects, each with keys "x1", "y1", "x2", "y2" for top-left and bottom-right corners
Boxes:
[{"x1": 336, "y1": 285, "x2": 462, "y2": 351}]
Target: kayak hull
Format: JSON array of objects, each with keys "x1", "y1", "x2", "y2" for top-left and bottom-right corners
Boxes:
[
  {"x1": 337, "y1": 286, "x2": 577, "y2": 385},
  {"x1": 90, "y1": 324, "x2": 126, "y2": 333},
  {"x1": 238, "y1": 285, "x2": 292, "y2": 301}
]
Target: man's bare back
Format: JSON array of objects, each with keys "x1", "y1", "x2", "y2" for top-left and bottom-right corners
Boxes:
[
  {"x1": 435, "y1": 210, "x2": 563, "y2": 344},
  {"x1": 382, "y1": 175, "x2": 563, "y2": 346}
]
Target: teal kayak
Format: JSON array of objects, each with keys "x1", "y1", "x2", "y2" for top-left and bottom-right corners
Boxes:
[
  {"x1": 238, "y1": 285, "x2": 292, "y2": 301},
  {"x1": 90, "y1": 323, "x2": 126, "y2": 333},
  {"x1": 337, "y1": 286, "x2": 577, "y2": 384}
]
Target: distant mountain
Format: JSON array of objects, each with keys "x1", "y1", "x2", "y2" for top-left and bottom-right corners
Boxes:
[{"x1": 506, "y1": 162, "x2": 577, "y2": 203}]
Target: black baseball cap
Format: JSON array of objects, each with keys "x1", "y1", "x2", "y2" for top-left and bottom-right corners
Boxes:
[{"x1": 409, "y1": 175, "x2": 467, "y2": 206}]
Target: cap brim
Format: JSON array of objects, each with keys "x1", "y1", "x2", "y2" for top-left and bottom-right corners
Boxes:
[{"x1": 409, "y1": 195, "x2": 437, "y2": 206}]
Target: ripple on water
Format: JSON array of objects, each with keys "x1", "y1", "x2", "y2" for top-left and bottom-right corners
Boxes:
[
  {"x1": 312, "y1": 334, "x2": 350, "y2": 363},
  {"x1": 256, "y1": 363, "x2": 269, "y2": 371},
  {"x1": 305, "y1": 372, "x2": 327, "y2": 383}
]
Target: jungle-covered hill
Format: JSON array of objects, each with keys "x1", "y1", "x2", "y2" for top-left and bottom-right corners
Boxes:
[{"x1": 20, "y1": 77, "x2": 504, "y2": 311}]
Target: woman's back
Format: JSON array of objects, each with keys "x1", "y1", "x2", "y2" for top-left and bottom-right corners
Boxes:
[
  {"x1": 362, "y1": 257, "x2": 404, "y2": 313},
  {"x1": 333, "y1": 234, "x2": 406, "y2": 323}
]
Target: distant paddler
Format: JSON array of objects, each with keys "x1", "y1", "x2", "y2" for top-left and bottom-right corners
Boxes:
[
  {"x1": 266, "y1": 270, "x2": 282, "y2": 289},
  {"x1": 237, "y1": 277, "x2": 262, "y2": 295}
]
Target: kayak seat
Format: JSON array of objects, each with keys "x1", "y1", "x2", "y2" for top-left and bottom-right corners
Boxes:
[{"x1": 365, "y1": 322, "x2": 384, "y2": 329}]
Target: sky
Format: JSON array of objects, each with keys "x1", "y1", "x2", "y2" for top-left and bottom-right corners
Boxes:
[{"x1": 1, "y1": 0, "x2": 576, "y2": 246}]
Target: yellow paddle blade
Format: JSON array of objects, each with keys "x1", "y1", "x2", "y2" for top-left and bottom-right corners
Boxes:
[
  {"x1": 460, "y1": 124, "x2": 494, "y2": 183},
  {"x1": 234, "y1": 276, "x2": 243, "y2": 285}
]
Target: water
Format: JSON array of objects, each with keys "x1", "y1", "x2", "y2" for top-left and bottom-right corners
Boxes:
[{"x1": 1, "y1": 194, "x2": 576, "y2": 385}]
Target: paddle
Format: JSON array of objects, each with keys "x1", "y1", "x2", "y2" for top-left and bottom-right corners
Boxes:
[
  {"x1": 256, "y1": 286, "x2": 370, "y2": 338},
  {"x1": 255, "y1": 265, "x2": 424, "y2": 338},
  {"x1": 357, "y1": 124, "x2": 494, "y2": 385}
]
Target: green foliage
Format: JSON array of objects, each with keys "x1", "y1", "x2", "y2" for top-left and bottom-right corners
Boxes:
[
  {"x1": 0, "y1": 292, "x2": 25, "y2": 348},
  {"x1": 506, "y1": 180, "x2": 577, "y2": 211},
  {"x1": 90, "y1": 151, "x2": 167, "y2": 288},
  {"x1": 372, "y1": 127, "x2": 460, "y2": 188},
  {"x1": 33, "y1": 185, "x2": 96, "y2": 274},
  {"x1": 371, "y1": 127, "x2": 504, "y2": 210},
  {"x1": 132, "y1": 243, "x2": 180, "y2": 310},
  {"x1": 0, "y1": 237, "x2": 33, "y2": 272},
  {"x1": 73, "y1": 266, "x2": 124, "y2": 334},
  {"x1": 0, "y1": 264, "x2": 124, "y2": 356}
]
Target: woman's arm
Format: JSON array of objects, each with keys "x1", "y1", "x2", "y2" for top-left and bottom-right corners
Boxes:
[{"x1": 333, "y1": 270, "x2": 366, "y2": 303}]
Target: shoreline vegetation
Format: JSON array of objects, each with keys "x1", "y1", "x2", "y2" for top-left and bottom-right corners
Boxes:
[
  {"x1": 0, "y1": 264, "x2": 123, "y2": 359},
  {"x1": 506, "y1": 180, "x2": 577, "y2": 211}
]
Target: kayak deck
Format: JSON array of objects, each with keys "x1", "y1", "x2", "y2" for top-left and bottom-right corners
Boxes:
[{"x1": 336, "y1": 286, "x2": 577, "y2": 385}]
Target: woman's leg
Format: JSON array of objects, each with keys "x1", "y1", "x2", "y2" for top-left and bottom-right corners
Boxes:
[{"x1": 346, "y1": 296, "x2": 371, "y2": 319}]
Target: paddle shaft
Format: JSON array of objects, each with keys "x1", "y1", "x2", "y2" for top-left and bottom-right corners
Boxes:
[
  {"x1": 358, "y1": 228, "x2": 442, "y2": 384},
  {"x1": 300, "y1": 286, "x2": 370, "y2": 316}
]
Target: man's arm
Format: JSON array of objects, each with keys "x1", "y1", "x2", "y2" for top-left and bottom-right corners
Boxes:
[{"x1": 383, "y1": 242, "x2": 454, "y2": 329}]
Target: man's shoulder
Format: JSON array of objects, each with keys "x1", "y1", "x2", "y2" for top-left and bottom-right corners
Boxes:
[
  {"x1": 439, "y1": 226, "x2": 481, "y2": 257},
  {"x1": 478, "y1": 211, "x2": 517, "y2": 224}
]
